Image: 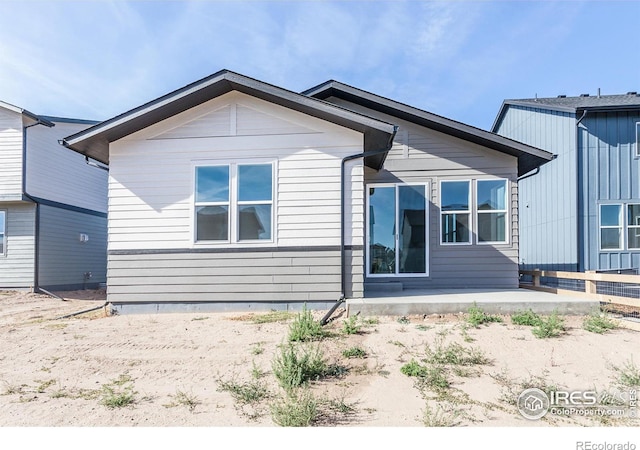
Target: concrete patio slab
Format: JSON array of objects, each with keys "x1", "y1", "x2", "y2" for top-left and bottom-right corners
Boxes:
[{"x1": 348, "y1": 288, "x2": 600, "y2": 317}]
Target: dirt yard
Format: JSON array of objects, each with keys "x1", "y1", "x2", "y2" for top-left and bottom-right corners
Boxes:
[{"x1": 0, "y1": 289, "x2": 639, "y2": 432}]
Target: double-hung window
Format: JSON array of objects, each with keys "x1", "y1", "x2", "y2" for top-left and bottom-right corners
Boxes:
[
  {"x1": 440, "y1": 179, "x2": 508, "y2": 245},
  {"x1": 477, "y1": 179, "x2": 508, "y2": 243},
  {"x1": 440, "y1": 181, "x2": 471, "y2": 244},
  {"x1": 0, "y1": 210, "x2": 5, "y2": 256},
  {"x1": 627, "y1": 204, "x2": 640, "y2": 250},
  {"x1": 195, "y1": 162, "x2": 273, "y2": 243},
  {"x1": 599, "y1": 204, "x2": 622, "y2": 250}
]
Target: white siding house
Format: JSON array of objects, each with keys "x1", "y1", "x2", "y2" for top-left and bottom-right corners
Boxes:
[
  {"x1": 0, "y1": 101, "x2": 108, "y2": 291},
  {"x1": 63, "y1": 70, "x2": 552, "y2": 313}
]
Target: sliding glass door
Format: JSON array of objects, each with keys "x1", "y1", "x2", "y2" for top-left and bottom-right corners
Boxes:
[{"x1": 367, "y1": 184, "x2": 428, "y2": 276}]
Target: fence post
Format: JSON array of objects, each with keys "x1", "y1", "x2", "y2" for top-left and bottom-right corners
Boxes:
[
  {"x1": 533, "y1": 269, "x2": 541, "y2": 288},
  {"x1": 585, "y1": 270, "x2": 597, "y2": 295}
]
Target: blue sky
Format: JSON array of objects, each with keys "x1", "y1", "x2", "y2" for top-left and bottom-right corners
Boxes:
[{"x1": 1, "y1": 0, "x2": 638, "y2": 130}]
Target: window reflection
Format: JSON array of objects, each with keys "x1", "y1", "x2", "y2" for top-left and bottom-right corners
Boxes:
[
  {"x1": 194, "y1": 163, "x2": 273, "y2": 242},
  {"x1": 441, "y1": 181, "x2": 470, "y2": 244},
  {"x1": 239, "y1": 205, "x2": 272, "y2": 240},
  {"x1": 441, "y1": 181, "x2": 469, "y2": 211},
  {"x1": 477, "y1": 180, "x2": 507, "y2": 243},
  {"x1": 398, "y1": 185, "x2": 426, "y2": 274},
  {"x1": 196, "y1": 166, "x2": 229, "y2": 203},
  {"x1": 368, "y1": 185, "x2": 427, "y2": 275},
  {"x1": 239, "y1": 165, "x2": 272, "y2": 202},
  {"x1": 369, "y1": 187, "x2": 396, "y2": 274},
  {"x1": 196, "y1": 205, "x2": 228, "y2": 241}
]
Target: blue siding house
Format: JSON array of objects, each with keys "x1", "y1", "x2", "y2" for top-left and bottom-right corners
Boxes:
[{"x1": 493, "y1": 92, "x2": 640, "y2": 272}]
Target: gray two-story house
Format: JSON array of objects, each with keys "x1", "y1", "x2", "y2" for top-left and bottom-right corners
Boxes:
[
  {"x1": 0, "y1": 101, "x2": 108, "y2": 291},
  {"x1": 493, "y1": 92, "x2": 640, "y2": 272}
]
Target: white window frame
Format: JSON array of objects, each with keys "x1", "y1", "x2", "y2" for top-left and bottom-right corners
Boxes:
[
  {"x1": 439, "y1": 180, "x2": 472, "y2": 245},
  {"x1": 194, "y1": 164, "x2": 231, "y2": 244},
  {"x1": 365, "y1": 182, "x2": 429, "y2": 278},
  {"x1": 627, "y1": 203, "x2": 640, "y2": 250},
  {"x1": 476, "y1": 178, "x2": 509, "y2": 245},
  {"x1": 0, "y1": 210, "x2": 6, "y2": 257},
  {"x1": 599, "y1": 203, "x2": 623, "y2": 251},
  {"x1": 635, "y1": 122, "x2": 640, "y2": 158},
  {"x1": 192, "y1": 159, "x2": 276, "y2": 246}
]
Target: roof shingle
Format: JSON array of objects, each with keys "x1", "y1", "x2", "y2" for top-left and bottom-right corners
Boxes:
[{"x1": 506, "y1": 93, "x2": 640, "y2": 111}]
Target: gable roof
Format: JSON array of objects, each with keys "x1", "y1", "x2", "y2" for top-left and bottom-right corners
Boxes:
[
  {"x1": 492, "y1": 92, "x2": 640, "y2": 132},
  {"x1": 0, "y1": 100, "x2": 55, "y2": 127},
  {"x1": 62, "y1": 70, "x2": 397, "y2": 168},
  {"x1": 304, "y1": 80, "x2": 554, "y2": 177}
]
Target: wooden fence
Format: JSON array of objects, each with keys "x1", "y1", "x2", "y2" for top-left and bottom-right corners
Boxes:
[{"x1": 519, "y1": 269, "x2": 640, "y2": 309}]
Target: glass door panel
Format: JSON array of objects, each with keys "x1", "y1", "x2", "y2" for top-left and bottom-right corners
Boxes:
[
  {"x1": 398, "y1": 185, "x2": 426, "y2": 274},
  {"x1": 368, "y1": 184, "x2": 428, "y2": 276},
  {"x1": 368, "y1": 186, "x2": 396, "y2": 275}
]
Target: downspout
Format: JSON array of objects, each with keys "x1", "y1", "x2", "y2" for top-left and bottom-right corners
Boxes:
[
  {"x1": 22, "y1": 120, "x2": 54, "y2": 296},
  {"x1": 320, "y1": 127, "x2": 398, "y2": 326},
  {"x1": 576, "y1": 109, "x2": 588, "y2": 272},
  {"x1": 516, "y1": 159, "x2": 555, "y2": 274}
]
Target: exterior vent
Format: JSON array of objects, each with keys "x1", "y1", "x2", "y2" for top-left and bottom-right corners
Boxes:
[
  {"x1": 580, "y1": 94, "x2": 590, "y2": 97},
  {"x1": 557, "y1": 95, "x2": 566, "y2": 98}
]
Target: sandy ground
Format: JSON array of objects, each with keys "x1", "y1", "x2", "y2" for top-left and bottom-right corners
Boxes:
[{"x1": 0, "y1": 289, "x2": 639, "y2": 432}]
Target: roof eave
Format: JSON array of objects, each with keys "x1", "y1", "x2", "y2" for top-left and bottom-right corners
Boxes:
[
  {"x1": 576, "y1": 105, "x2": 640, "y2": 114},
  {"x1": 307, "y1": 82, "x2": 553, "y2": 176},
  {"x1": 63, "y1": 71, "x2": 396, "y2": 166},
  {"x1": 499, "y1": 100, "x2": 640, "y2": 116},
  {"x1": 0, "y1": 100, "x2": 55, "y2": 128}
]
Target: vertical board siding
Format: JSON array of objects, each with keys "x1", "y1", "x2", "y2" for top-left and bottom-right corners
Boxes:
[
  {"x1": 107, "y1": 92, "x2": 364, "y2": 302},
  {"x1": 38, "y1": 205, "x2": 107, "y2": 289},
  {"x1": 0, "y1": 203, "x2": 35, "y2": 288},
  {"x1": 583, "y1": 111, "x2": 640, "y2": 270},
  {"x1": 0, "y1": 108, "x2": 23, "y2": 200},
  {"x1": 26, "y1": 120, "x2": 108, "y2": 213},
  {"x1": 495, "y1": 105, "x2": 578, "y2": 271}
]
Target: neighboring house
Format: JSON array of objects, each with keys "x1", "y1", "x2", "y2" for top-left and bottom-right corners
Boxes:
[
  {"x1": 493, "y1": 92, "x2": 640, "y2": 272},
  {"x1": 62, "y1": 70, "x2": 552, "y2": 313},
  {"x1": 0, "y1": 101, "x2": 108, "y2": 291}
]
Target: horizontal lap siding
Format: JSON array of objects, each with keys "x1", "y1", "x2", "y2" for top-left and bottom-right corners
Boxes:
[
  {"x1": 107, "y1": 92, "x2": 364, "y2": 303},
  {"x1": 38, "y1": 205, "x2": 107, "y2": 289},
  {"x1": 278, "y1": 155, "x2": 363, "y2": 245},
  {"x1": 107, "y1": 145, "x2": 362, "y2": 248},
  {"x1": 26, "y1": 121, "x2": 108, "y2": 213},
  {"x1": 0, "y1": 203, "x2": 35, "y2": 288},
  {"x1": 0, "y1": 109, "x2": 22, "y2": 200},
  {"x1": 108, "y1": 249, "x2": 363, "y2": 302},
  {"x1": 343, "y1": 101, "x2": 520, "y2": 289}
]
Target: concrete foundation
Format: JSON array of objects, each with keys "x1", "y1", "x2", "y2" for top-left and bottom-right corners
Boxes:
[
  {"x1": 348, "y1": 288, "x2": 600, "y2": 316},
  {"x1": 110, "y1": 300, "x2": 338, "y2": 315}
]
